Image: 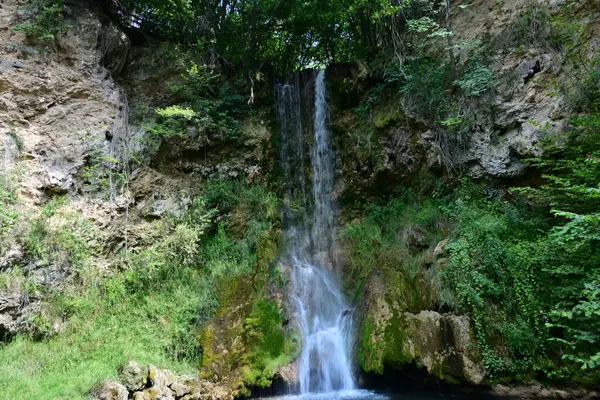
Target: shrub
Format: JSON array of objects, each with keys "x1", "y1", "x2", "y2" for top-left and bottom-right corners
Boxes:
[
  {"x1": 12, "y1": 0, "x2": 67, "y2": 45},
  {"x1": 26, "y1": 197, "x2": 92, "y2": 270}
]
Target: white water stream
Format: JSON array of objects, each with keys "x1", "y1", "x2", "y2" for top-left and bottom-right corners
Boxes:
[{"x1": 277, "y1": 70, "x2": 355, "y2": 394}]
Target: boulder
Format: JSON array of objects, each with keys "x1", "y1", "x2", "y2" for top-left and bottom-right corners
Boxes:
[
  {"x1": 89, "y1": 380, "x2": 128, "y2": 400},
  {"x1": 357, "y1": 272, "x2": 485, "y2": 384},
  {"x1": 136, "y1": 364, "x2": 175, "y2": 400},
  {"x1": 277, "y1": 359, "x2": 300, "y2": 386},
  {"x1": 118, "y1": 360, "x2": 147, "y2": 391},
  {"x1": 403, "y1": 311, "x2": 485, "y2": 385}
]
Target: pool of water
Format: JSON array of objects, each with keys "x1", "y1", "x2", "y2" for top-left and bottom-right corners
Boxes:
[{"x1": 259, "y1": 389, "x2": 509, "y2": 400}]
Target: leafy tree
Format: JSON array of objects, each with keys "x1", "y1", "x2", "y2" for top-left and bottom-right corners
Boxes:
[{"x1": 522, "y1": 114, "x2": 600, "y2": 372}]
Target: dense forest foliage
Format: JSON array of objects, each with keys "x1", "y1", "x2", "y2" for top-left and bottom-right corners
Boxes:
[{"x1": 1, "y1": 0, "x2": 599, "y2": 396}]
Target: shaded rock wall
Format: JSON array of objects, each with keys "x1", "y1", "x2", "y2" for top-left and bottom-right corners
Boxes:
[
  {"x1": 355, "y1": 269, "x2": 484, "y2": 385},
  {"x1": 327, "y1": 1, "x2": 600, "y2": 202}
]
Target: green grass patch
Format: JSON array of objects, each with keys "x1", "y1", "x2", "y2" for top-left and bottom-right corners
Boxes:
[{"x1": 0, "y1": 178, "x2": 285, "y2": 398}]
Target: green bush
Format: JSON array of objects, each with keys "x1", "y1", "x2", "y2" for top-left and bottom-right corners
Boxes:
[
  {"x1": 0, "y1": 172, "x2": 21, "y2": 245},
  {"x1": 519, "y1": 113, "x2": 600, "y2": 376},
  {"x1": 241, "y1": 299, "x2": 296, "y2": 387},
  {"x1": 25, "y1": 196, "x2": 92, "y2": 270},
  {"x1": 12, "y1": 0, "x2": 67, "y2": 44},
  {"x1": 441, "y1": 186, "x2": 550, "y2": 377},
  {"x1": 342, "y1": 190, "x2": 446, "y2": 298}
]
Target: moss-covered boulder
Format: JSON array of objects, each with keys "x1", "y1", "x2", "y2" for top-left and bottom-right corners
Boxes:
[
  {"x1": 199, "y1": 271, "x2": 299, "y2": 396},
  {"x1": 357, "y1": 271, "x2": 485, "y2": 385}
]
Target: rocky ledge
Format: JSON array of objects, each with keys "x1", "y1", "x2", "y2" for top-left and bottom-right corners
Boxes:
[{"x1": 90, "y1": 361, "x2": 233, "y2": 400}]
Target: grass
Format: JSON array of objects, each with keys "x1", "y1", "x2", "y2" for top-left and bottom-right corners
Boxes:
[
  {"x1": 0, "y1": 178, "x2": 284, "y2": 399},
  {"x1": 0, "y1": 266, "x2": 205, "y2": 399}
]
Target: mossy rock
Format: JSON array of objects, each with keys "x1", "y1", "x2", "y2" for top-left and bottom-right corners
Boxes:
[
  {"x1": 372, "y1": 103, "x2": 401, "y2": 129},
  {"x1": 199, "y1": 263, "x2": 298, "y2": 394},
  {"x1": 356, "y1": 271, "x2": 485, "y2": 384}
]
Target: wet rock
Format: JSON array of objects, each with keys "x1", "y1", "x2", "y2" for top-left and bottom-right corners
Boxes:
[
  {"x1": 89, "y1": 380, "x2": 128, "y2": 400},
  {"x1": 277, "y1": 359, "x2": 300, "y2": 385},
  {"x1": 492, "y1": 384, "x2": 600, "y2": 399},
  {"x1": 403, "y1": 311, "x2": 485, "y2": 384},
  {"x1": 357, "y1": 272, "x2": 484, "y2": 385}
]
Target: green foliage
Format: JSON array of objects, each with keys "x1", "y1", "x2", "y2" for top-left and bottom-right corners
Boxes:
[
  {"x1": 25, "y1": 196, "x2": 92, "y2": 270},
  {"x1": 80, "y1": 151, "x2": 124, "y2": 198},
  {"x1": 156, "y1": 105, "x2": 197, "y2": 120},
  {"x1": 453, "y1": 64, "x2": 496, "y2": 97},
  {"x1": 106, "y1": 0, "x2": 449, "y2": 73},
  {"x1": 356, "y1": 34, "x2": 496, "y2": 172},
  {"x1": 241, "y1": 299, "x2": 297, "y2": 387},
  {"x1": 561, "y1": 55, "x2": 600, "y2": 113},
  {"x1": 345, "y1": 179, "x2": 600, "y2": 381},
  {"x1": 509, "y1": 2, "x2": 558, "y2": 51},
  {"x1": 357, "y1": 312, "x2": 411, "y2": 375},
  {"x1": 396, "y1": 57, "x2": 454, "y2": 121},
  {"x1": 146, "y1": 64, "x2": 245, "y2": 146},
  {"x1": 0, "y1": 266, "x2": 205, "y2": 399},
  {"x1": 342, "y1": 190, "x2": 446, "y2": 298},
  {"x1": 7, "y1": 131, "x2": 25, "y2": 153},
  {"x1": 518, "y1": 113, "x2": 600, "y2": 374},
  {"x1": 0, "y1": 178, "x2": 284, "y2": 398},
  {"x1": 440, "y1": 183, "x2": 550, "y2": 377},
  {"x1": 12, "y1": 0, "x2": 67, "y2": 45},
  {"x1": 0, "y1": 171, "x2": 21, "y2": 243}
]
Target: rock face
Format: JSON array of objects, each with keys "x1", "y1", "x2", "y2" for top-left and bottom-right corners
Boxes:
[
  {"x1": 0, "y1": 290, "x2": 26, "y2": 340},
  {"x1": 90, "y1": 361, "x2": 233, "y2": 400},
  {"x1": 0, "y1": 0, "x2": 129, "y2": 204},
  {"x1": 402, "y1": 311, "x2": 485, "y2": 385},
  {"x1": 326, "y1": 0, "x2": 589, "y2": 200},
  {"x1": 356, "y1": 271, "x2": 484, "y2": 385}
]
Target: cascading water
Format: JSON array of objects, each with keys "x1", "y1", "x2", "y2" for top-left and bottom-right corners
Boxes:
[{"x1": 277, "y1": 70, "x2": 355, "y2": 394}]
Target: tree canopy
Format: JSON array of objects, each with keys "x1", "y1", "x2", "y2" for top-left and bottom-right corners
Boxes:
[{"x1": 106, "y1": 0, "x2": 446, "y2": 73}]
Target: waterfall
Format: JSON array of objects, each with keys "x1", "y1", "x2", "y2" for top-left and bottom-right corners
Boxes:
[{"x1": 277, "y1": 70, "x2": 355, "y2": 394}]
